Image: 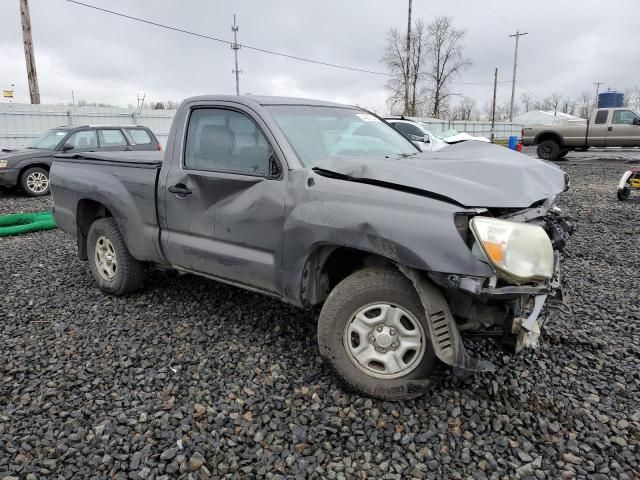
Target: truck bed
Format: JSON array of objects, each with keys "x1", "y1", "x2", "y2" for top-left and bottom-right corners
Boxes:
[{"x1": 51, "y1": 151, "x2": 164, "y2": 263}]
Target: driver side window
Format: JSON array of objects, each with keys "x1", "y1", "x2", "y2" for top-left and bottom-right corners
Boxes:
[
  {"x1": 184, "y1": 108, "x2": 272, "y2": 176},
  {"x1": 612, "y1": 110, "x2": 638, "y2": 125},
  {"x1": 395, "y1": 122, "x2": 424, "y2": 141}
]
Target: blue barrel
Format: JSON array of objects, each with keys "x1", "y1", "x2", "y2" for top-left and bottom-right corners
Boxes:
[
  {"x1": 508, "y1": 135, "x2": 518, "y2": 150},
  {"x1": 598, "y1": 91, "x2": 624, "y2": 108}
]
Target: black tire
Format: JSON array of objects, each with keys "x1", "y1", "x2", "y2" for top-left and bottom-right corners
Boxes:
[
  {"x1": 557, "y1": 149, "x2": 569, "y2": 159},
  {"x1": 537, "y1": 140, "x2": 561, "y2": 161},
  {"x1": 617, "y1": 186, "x2": 631, "y2": 201},
  {"x1": 20, "y1": 166, "x2": 50, "y2": 196},
  {"x1": 87, "y1": 217, "x2": 144, "y2": 295},
  {"x1": 318, "y1": 267, "x2": 438, "y2": 400}
]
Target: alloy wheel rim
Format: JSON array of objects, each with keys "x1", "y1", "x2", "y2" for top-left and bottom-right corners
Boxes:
[
  {"x1": 343, "y1": 303, "x2": 426, "y2": 379},
  {"x1": 94, "y1": 236, "x2": 118, "y2": 281},
  {"x1": 26, "y1": 172, "x2": 48, "y2": 193}
]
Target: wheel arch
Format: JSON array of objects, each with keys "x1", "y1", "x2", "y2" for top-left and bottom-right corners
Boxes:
[
  {"x1": 19, "y1": 162, "x2": 51, "y2": 179},
  {"x1": 76, "y1": 199, "x2": 114, "y2": 260},
  {"x1": 534, "y1": 131, "x2": 564, "y2": 147},
  {"x1": 300, "y1": 244, "x2": 399, "y2": 306}
]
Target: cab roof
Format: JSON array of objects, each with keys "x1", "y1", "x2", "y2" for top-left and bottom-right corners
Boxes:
[{"x1": 184, "y1": 95, "x2": 355, "y2": 109}]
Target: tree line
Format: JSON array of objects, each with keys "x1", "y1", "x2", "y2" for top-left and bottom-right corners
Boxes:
[{"x1": 383, "y1": 16, "x2": 640, "y2": 122}]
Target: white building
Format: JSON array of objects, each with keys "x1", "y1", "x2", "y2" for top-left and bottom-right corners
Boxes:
[{"x1": 513, "y1": 110, "x2": 585, "y2": 126}]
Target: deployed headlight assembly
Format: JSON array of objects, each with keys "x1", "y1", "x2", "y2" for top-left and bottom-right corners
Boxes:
[{"x1": 470, "y1": 216, "x2": 554, "y2": 284}]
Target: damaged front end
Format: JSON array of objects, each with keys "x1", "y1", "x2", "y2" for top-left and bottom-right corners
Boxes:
[{"x1": 405, "y1": 198, "x2": 573, "y2": 374}]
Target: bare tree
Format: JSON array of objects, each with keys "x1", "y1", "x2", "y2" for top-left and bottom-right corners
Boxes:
[
  {"x1": 520, "y1": 92, "x2": 532, "y2": 112},
  {"x1": 482, "y1": 101, "x2": 512, "y2": 121},
  {"x1": 450, "y1": 96, "x2": 476, "y2": 120},
  {"x1": 559, "y1": 96, "x2": 577, "y2": 115},
  {"x1": 578, "y1": 90, "x2": 592, "y2": 118},
  {"x1": 382, "y1": 28, "x2": 408, "y2": 115},
  {"x1": 382, "y1": 20, "x2": 429, "y2": 116},
  {"x1": 550, "y1": 93, "x2": 562, "y2": 116},
  {"x1": 623, "y1": 86, "x2": 640, "y2": 110},
  {"x1": 423, "y1": 16, "x2": 471, "y2": 118}
]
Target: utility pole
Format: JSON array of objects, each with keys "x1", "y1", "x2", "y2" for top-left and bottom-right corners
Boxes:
[
  {"x1": 508, "y1": 30, "x2": 527, "y2": 122},
  {"x1": 19, "y1": 0, "x2": 40, "y2": 104},
  {"x1": 137, "y1": 93, "x2": 146, "y2": 113},
  {"x1": 593, "y1": 82, "x2": 603, "y2": 109},
  {"x1": 491, "y1": 68, "x2": 498, "y2": 143},
  {"x1": 404, "y1": 0, "x2": 412, "y2": 115},
  {"x1": 231, "y1": 14, "x2": 241, "y2": 96}
]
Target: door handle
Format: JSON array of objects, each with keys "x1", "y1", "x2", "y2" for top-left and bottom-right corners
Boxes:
[
  {"x1": 608, "y1": 126, "x2": 613, "y2": 131},
  {"x1": 168, "y1": 184, "x2": 192, "y2": 196}
]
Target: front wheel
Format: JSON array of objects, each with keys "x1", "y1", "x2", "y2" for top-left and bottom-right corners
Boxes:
[
  {"x1": 318, "y1": 267, "x2": 438, "y2": 400},
  {"x1": 87, "y1": 217, "x2": 144, "y2": 295},
  {"x1": 20, "y1": 167, "x2": 50, "y2": 196}
]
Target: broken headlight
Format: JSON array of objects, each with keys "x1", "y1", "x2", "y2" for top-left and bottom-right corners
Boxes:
[{"x1": 470, "y1": 216, "x2": 554, "y2": 284}]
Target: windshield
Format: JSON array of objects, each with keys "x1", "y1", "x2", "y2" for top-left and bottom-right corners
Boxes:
[
  {"x1": 418, "y1": 123, "x2": 459, "y2": 140},
  {"x1": 29, "y1": 129, "x2": 67, "y2": 150},
  {"x1": 266, "y1": 105, "x2": 418, "y2": 166}
]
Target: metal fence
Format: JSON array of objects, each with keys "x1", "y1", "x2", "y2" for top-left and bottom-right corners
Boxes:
[
  {"x1": 0, "y1": 103, "x2": 176, "y2": 149},
  {"x1": 0, "y1": 103, "x2": 524, "y2": 150},
  {"x1": 418, "y1": 118, "x2": 523, "y2": 140}
]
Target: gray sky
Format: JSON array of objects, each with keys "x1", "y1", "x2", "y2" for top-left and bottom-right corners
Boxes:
[{"x1": 1, "y1": 0, "x2": 639, "y2": 113}]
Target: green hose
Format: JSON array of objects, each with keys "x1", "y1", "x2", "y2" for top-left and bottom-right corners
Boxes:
[{"x1": 0, "y1": 210, "x2": 58, "y2": 237}]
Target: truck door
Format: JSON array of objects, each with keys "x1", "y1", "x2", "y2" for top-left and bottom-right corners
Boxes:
[
  {"x1": 589, "y1": 110, "x2": 609, "y2": 147},
  {"x1": 607, "y1": 109, "x2": 640, "y2": 147},
  {"x1": 160, "y1": 106, "x2": 286, "y2": 295}
]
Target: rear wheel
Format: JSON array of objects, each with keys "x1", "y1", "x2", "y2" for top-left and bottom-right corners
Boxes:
[
  {"x1": 20, "y1": 167, "x2": 50, "y2": 196},
  {"x1": 318, "y1": 267, "x2": 437, "y2": 400},
  {"x1": 537, "y1": 140, "x2": 561, "y2": 161},
  {"x1": 87, "y1": 217, "x2": 144, "y2": 295}
]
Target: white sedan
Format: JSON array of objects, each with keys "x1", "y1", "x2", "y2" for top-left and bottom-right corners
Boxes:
[{"x1": 385, "y1": 118, "x2": 490, "y2": 152}]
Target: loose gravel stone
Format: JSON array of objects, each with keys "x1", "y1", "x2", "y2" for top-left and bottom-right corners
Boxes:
[{"x1": 1, "y1": 152, "x2": 639, "y2": 479}]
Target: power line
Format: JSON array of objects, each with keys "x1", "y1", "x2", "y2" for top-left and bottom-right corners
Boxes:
[
  {"x1": 453, "y1": 80, "x2": 511, "y2": 85},
  {"x1": 64, "y1": 0, "x2": 392, "y2": 77},
  {"x1": 516, "y1": 80, "x2": 544, "y2": 102}
]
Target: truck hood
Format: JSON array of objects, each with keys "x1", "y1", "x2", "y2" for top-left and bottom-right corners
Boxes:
[
  {"x1": 313, "y1": 141, "x2": 568, "y2": 208},
  {"x1": 0, "y1": 148, "x2": 55, "y2": 163}
]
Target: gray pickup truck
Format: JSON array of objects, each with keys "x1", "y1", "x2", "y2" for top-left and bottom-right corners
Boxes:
[
  {"x1": 522, "y1": 107, "x2": 640, "y2": 160},
  {"x1": 51, "y1": 95, "x2": 572, "y2": 399}
]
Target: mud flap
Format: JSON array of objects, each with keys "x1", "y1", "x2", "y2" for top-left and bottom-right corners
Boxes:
[{"x1": 398, "y1": 265, "x2": 495, "y2": 376}]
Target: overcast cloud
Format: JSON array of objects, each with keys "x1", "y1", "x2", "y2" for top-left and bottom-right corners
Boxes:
[{"x1": 1, "y1": 0, "x2": 639, "y2": 113}]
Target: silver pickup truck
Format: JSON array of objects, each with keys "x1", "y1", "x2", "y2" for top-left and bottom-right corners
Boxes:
[{"x1": 522, "y1": 108, "x2": 640, "y2": 160}]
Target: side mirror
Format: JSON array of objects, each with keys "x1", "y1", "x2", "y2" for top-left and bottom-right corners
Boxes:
[
  {"x1": 268, "y1": 153, "x2": 280, "y2": 178},
  {"x1": 423, "y1": 134, "x2": 430, "y2": 143},
  {"x1": 62, "y1": 143, "x2": 74, "y2": 151},
  {"x1": 633, "y1": 117, "x2": 640, "y2": 126}
]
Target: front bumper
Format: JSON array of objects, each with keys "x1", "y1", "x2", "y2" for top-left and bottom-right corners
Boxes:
[{"x1": 0, "y1": 168, "x2": 20, "y2": 187}]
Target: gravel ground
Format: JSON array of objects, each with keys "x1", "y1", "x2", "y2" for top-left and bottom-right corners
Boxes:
[{"x1": 1, "y1": 154, "x2": 639, "y2": 480}]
